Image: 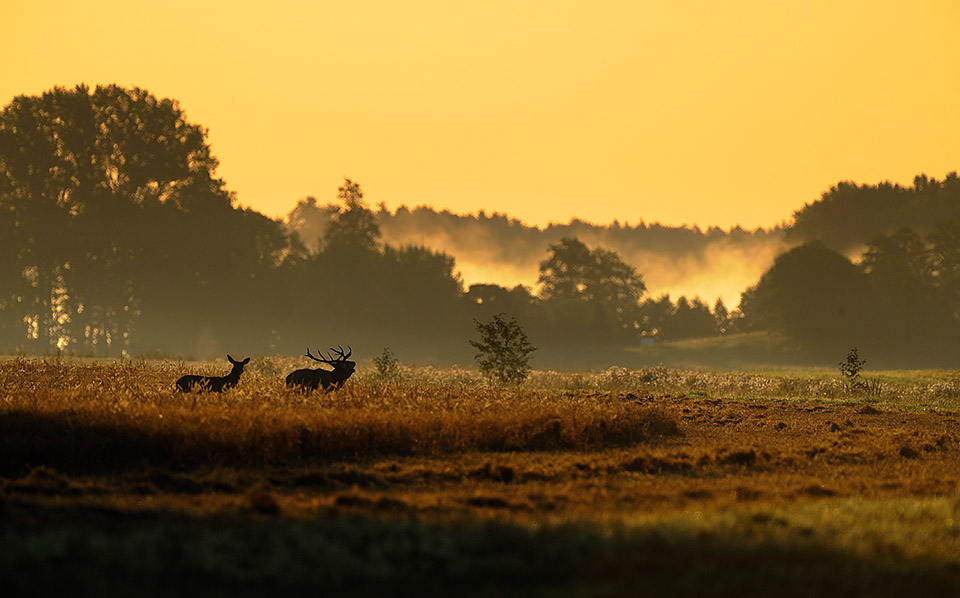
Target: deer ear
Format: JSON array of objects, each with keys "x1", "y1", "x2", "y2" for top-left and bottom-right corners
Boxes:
[
  {"x1": 227, "y1": 355, "x2": 236, "y2": 363},
  {"x1": 242, "y1": 357, "x2": 250, "y2": 364}
]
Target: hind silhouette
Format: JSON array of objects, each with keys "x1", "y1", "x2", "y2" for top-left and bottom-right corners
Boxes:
[{"x1": 175, "y1": 355, "x2": 249, "y2": 392}]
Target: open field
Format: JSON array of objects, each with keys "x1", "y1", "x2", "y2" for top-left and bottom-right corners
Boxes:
[
  {"x1": 621, "y1": 332, "x2": 960, "y2": 371},
  {"x1": 2, "y1": 357, "x2": 960, "y2": 596}
]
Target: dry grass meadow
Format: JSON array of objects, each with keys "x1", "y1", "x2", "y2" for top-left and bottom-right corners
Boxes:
[{"x1": 3, "y1": 356, "x2": 960, "y2": 596}]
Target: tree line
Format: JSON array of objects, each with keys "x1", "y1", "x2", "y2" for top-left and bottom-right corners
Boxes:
[
  {"x1": 288, "y1": 195, "x2": 779, "y2": 265},
  {"x1": 740, "y1": 223, "x2": 960, "y2": 366},
  {"x1": 4, "y1": 84, "x2": 960, "y2": 367},
  {"x1": 0, "y1": 85, "x2": 735, "y2": 365},
  {"x1": 787, "y1": 173, "x2": 960, "y2": 252},
  {"x1": 740, "y1": 171, "x2": 960, "y2": 366},
  {"x1": 287, "y1": 192, "x2": 783, "y2": 308}
]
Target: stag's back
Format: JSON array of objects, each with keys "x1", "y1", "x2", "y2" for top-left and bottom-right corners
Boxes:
[{"x1": 285, "y1": 347, "x2": 356, "y2": 392}]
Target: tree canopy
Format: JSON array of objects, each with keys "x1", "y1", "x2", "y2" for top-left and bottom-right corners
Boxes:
[
  {"x1": 741, "y1": 231, "x2": 960, "y2": 366},
  {"x1": 739, "y1": 241, "x2": 869, "y2": 355},
  {"x1": 0, "y1": 84, "x2": 288, "y2": 354},
  {"x1": 787, "y1": 173, "x2": 960, "y2": 252},
  {"x1": 538, "y1": 237, "x2": 647, "y2": 341},
  {"x1": 323, "y1": 178, "x2": 382, "y2": 253}
]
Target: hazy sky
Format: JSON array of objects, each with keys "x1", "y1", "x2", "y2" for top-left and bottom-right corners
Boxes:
[{"x1": 5, "y1": 0, "x2": 959, "y2": 228}]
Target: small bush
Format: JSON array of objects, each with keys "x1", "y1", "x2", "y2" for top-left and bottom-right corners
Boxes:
[
  {"x1": 839, "y1": 347, "x2": 882, "y2": 396},
  {"x1": 470, "y1": 314, "x2": 536, "y2": 384},
  {"x1": 373, "y1": 347, "x2": 402, "y2": 383},
  {"x1": 839, "y1": 347, "x2": 866, "y2": 383}
]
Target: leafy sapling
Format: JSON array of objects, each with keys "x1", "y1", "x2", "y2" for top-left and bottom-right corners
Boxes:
[{"x1": 470, "y1": 313, "x2": 536, "y2": 384}]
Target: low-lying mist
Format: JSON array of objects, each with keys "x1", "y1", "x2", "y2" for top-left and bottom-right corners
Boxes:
[
  {"x1": 447, "y1": 238, "x2": 787, "y2": 308},
  {"x1": 372, "y1": 207, "x2": 786, "y2": 307}
]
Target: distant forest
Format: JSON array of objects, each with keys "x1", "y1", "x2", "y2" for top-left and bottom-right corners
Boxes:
[
  {"x1": 747, "y1": 173, "x2": 960, "y2": 366},
  {"x1": 3, "y1": 84, "x2": 960, "y2": 367},
  {"x1": 787, "y1": 173, "x2": 960, "y2": 252},
  {"x1": 288, "y1": 199, "x2": 785, "y2": 307}
]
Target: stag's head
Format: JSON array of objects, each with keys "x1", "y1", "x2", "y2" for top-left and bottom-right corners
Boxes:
[{"x1": 306, "y1": 345, "x2": 356, "y2": 376}]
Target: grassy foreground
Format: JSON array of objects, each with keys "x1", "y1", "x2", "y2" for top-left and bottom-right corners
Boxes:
[
  {"x1": 2, "y1": 357, "x2": 960, "y2": 596},
  {"x1": 5, "y1": 498, "x2": 960, "y2": 597}
]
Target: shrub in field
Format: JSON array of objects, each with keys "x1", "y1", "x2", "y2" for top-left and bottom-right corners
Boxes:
[
  {"x1": 373, "y1": 347, "x2": 402, "y2": 383},
  {"x1": 839, "y1": 347, "x2": 866, "y2": 382},
  {"x1": 839, "y1": 347, "x2": 882, "y2": 395},
  {"x1": 470, "y1": 313, "x2": 536, "y2": 384}
]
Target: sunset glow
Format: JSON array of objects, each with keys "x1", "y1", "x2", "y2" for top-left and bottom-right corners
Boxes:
[
  {"x1": 8, "y1": 5, "x2": 960, "y2": 589},
  {"x1": 5, "y1": 0, "x2": 960, "y2": 227}
]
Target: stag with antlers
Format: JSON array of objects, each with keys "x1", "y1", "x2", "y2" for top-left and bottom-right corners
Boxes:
[
  {"x1": 285, "y1": 345, "x2": 356, "y2": 392},
  {"x1": 175, "y1": 355, "x2": 250, "y2": 393}
]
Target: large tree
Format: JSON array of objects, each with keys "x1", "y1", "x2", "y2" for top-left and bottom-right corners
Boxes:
[
  {"x1": 0, "y1": 84, "x2": 288, "y2": 354},
  {"x1": 739, "y1": 241, "x2": 871, "y2": 356},
  {"x1": 538, "y1": 237, "x2": 646, "y2": 340},
  {"x1": 857, "y1": 227, "x2": 959, "y2": 359},
  {"x1": 323, "y1": 178, "x2": 382, "y2": 254},
  {"x1": 927, "y1": 221, "x2": 960, "y2": 316},
  {"x1": 286, "y1": 195, "x2": 335, "y2": 253}
]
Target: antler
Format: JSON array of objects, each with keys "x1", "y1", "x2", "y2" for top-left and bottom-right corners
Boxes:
[
  {"x1": 329, "y1": 345, "x2": 352, "y2": 360},
  {"x1": 305, "y1": 348, "x2": 335, "y2": 363},
  {"x1": 306, "y1": 345, "x2": 352, "y2": 363}
]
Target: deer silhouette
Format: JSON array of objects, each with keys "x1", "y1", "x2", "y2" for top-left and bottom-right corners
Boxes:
[
  {"x1": 175, "y1": 355, "x2": 250, "y2": 392},
  {"x1": 285, "y1": 345, "x2": 356, "y2": 392}
]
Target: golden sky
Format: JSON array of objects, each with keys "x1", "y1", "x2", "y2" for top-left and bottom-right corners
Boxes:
[{"x1": 4, "y1": 0, "x2": 959, "y2": 228}]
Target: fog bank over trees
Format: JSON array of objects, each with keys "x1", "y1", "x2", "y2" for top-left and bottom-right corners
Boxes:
[{"x1": 287, "y1": 200, "x2": 785, "y2": 308}]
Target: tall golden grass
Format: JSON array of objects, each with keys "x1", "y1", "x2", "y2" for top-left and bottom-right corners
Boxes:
[
  {"x1": 0, "y1": 359, "x2": 679, "y2": 474},
  {"x1": 4, "y1": 358, "x2": 960, "y2": 597},
  {"x1": 7, "y1": 355, "x2": 957, "y2": 476}
]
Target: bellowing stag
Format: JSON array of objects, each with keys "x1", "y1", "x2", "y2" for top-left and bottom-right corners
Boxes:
[
  {"x1": 176, "y1": 355, "x2": 250, "y2": 392},
  {"x1": 285, "y1": 345, "x2": 356, "y2": 392}
]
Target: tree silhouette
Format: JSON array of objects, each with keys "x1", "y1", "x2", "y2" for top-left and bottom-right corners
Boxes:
[
  {"x1": 639, "y1": 294, "x2": 675, "y2": 340},
  {"x1": 926, "y1": 221, "x2": 960, "y2": 316},
  {"x1": 286, "y1": 195, "x2": 335, "y2": 253},
  {"x1": 740, "y1": 241, "x2": 871, "y2": 355},
  {"x1": 471, "y1": 313, "x2": 536, "y2": 384},
  {"x1": 856, "y1": 227, "x2": 957, "y2": 360},
  {"x1": 323, "y1": 178, "x2": 382, "y2": 254},
  {"x1": 787, "y1": 172, "x2": 960, "y2": 252},
  {"x1": 0, "y1": 84, "x2": 290, "y2": 355},
  {"x1": 14, "y1": 85, "x2": 960, "y2": 367},
  {"x1": 669, "y1": 296, "x2": 717, "y2": 340},
  {"x1": 467, "y1": 283, "x2": 537, "y2": 322},
  {"x1": 538, "y1": 237, "x2": 646, "y2": 340}
]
